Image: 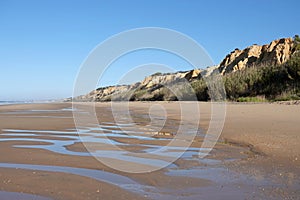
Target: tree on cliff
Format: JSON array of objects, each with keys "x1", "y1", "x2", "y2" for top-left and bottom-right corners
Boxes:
[{"x1": 294, "y1": 35, "x2": 300, "y2": 51}]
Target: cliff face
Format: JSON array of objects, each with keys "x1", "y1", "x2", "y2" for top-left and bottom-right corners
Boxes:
[
  {"x1": 139, "y1": 69, "x2": 202, "y2": 89},
  {"x1": 218, "y1": 38, "x2": 294, "y2": 74},
  {"x1": 75, "y1": 69, "x2": 202, "y2": 101},
  {"x1": 74, "y1": 37, "x2": 297, "y2": 101}
]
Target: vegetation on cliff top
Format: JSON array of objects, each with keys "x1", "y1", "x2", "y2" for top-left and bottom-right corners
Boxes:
[{"x1": 191, "y1": 51, "x2": 300, "y2": 101}]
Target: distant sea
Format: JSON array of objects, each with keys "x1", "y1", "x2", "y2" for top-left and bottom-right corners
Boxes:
[
  {"x1": 0, "y1": 100, "x2": 59, "y2": 105},
  {"x1": 0, "y1": 101, "x2": 31, "y2": 105}
]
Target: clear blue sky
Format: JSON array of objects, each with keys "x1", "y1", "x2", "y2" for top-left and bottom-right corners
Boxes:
[{"x1": 1, "y1": 0, "x2": 299, "y2": 101}]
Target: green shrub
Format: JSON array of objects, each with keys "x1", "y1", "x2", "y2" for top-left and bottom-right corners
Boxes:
[
  {"x1": 220, "y1": 52, "x2": 300, "y2": 101},
  {"x1": 286, "y1": 52, "x2": 300, "y2": 80},
  {"x1": 294, "y1": 35, "x2": 300, "y2": 51},
  {"x1": 151, "y1": 72, "x2": 162, "y2": 76},
  {"x1": 191, "y1": 79, "x2": 209, "y2": 100},
  {"x1": 133, "y1": 89, "x2": 147, "y2": 99}
]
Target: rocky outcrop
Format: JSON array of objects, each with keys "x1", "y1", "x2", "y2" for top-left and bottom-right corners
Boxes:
[
  {"x1": 74, "y1": 69, "x2": 203, "y2": 101},
  {"x1": 73, "y1": 37, "x2": 297, "y2": 101},
  {"x1": 139, "y1": 71, "x2": 187, "y2": 89},
  {"x1": 139, "y1": 69, "x2": 201, "y2": 90},
  {"x1": 218, "y1": 37, "x2": 294, "y2": 74}
]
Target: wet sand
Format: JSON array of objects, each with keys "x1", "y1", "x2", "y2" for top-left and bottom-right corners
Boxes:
[{"x1": 0, "y1": 102, "x2": 299, "y2": 199}]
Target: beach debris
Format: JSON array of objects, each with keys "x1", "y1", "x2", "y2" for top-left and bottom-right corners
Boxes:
[
  {"x1": 153, "y1": 131, "x2": 174, "y2": 137},
  {"x1": 143, "y1": 131, "x2": 174, "y2": 137}
]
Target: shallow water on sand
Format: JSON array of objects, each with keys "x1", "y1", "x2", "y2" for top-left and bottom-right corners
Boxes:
[
  {"x1": 0, "y1": 163, "x2": 138, "y2": 188},
  {"x1": 1, "y1": 127, "x2": 209, "y2": 168}
]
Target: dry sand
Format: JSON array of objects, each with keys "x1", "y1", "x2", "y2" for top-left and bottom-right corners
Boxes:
[{"x1": 0, "y1": 102, "x2": 299, "y2": 199}]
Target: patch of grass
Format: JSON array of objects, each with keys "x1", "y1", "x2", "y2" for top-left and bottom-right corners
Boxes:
[
  {"x1": 274, "y1": 93, "x2": 300, "y2": 101},
  {"x1": 236, "y1": 96, "x2": 267, "y2": 102}
]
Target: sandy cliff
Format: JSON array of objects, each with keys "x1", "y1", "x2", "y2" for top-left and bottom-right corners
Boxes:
[{"x1": 74, "y1": 37, "x2": 298, "y2": 101}]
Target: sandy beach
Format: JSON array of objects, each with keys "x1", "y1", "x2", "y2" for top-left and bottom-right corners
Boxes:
[
  {"x1": 0, "y1": 102, "x2": 299, "y2": 199},
  {"x1": 2, "y1": 0, "x2": 300, "y2": 199}
]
